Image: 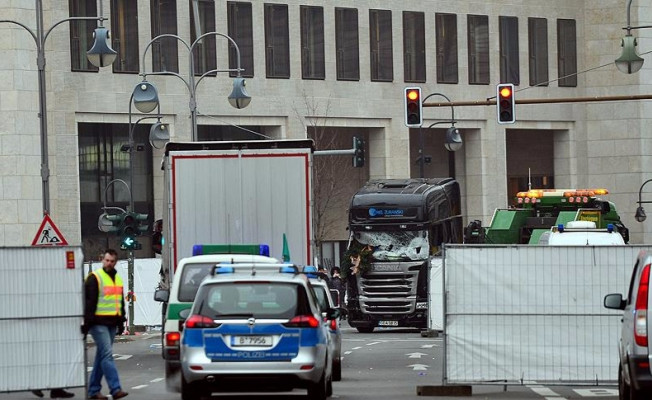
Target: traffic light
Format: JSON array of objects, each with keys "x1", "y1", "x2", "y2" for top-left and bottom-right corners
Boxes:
[
  {"x1": 404, "y1": 87, "x2": 423, "y2": 127},
  {"x1": 119, "y1": 212, "x2": 148, "y2": 250},
  {"x1": 352, "y1": 136, "x2": 365, "y2": 168},
  {"x1": 496, "y1": 83, "x2": 515, "y2": 124}
]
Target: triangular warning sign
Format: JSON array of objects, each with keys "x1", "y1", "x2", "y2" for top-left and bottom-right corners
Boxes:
[{"x1": 31, "y1": 214, "x2": 68, "y2": 246}]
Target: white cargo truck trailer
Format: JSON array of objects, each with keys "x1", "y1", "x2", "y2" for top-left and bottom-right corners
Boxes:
[{"x1": 159, "y1": 139, "x2": 315, "y2": 290}]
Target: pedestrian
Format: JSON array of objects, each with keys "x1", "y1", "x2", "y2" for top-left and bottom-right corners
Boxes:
[
  {"x1": 330, "y1": 267, "x2": 345, "y2": 306},
  {"x1": 82, "y1": 249, "x2": 129, "y2": 400},
  {"x1": 31, "y1": 389, "x2": 74, "y2": 399},
  {"x1": 317, "y1": 266, "x2": 332, "y2": 287}
]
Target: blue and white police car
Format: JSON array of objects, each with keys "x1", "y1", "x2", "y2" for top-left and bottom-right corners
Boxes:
[{"x1": 179, "y1": 263, "x2": 338, "y2": 400}]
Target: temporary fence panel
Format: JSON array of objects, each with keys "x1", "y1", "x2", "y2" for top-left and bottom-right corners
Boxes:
[
  {"x1": 428, "y1": 256, "x2": 444, "y2": 331},
  {"x1": 87, "y1": 258, "x2": 163, "y2": 327},
  {"x1": 443, "y1": 245, "x2": 650, "y2": 386},
  {"x1": 0, "y1": 247, "x2": 85, "y2": 393}
]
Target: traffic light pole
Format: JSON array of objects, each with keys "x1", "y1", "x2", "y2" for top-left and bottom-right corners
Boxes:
[{"x1": 127, "y1": 250, "x2": 135, "y2": 334}]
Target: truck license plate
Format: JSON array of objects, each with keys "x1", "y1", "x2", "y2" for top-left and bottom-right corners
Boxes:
[
  {"x1": 231, "y1": 335, "x2": 273, "y2": 347},
  {"x1": 378, "y1": 321, "x2": 399, "y2": 327}
]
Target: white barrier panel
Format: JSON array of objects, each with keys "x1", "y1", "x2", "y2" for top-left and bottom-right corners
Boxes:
[
  {"x1": 428, "y1": 257, "x2": 443, "y2": 331},
  {"x1": 0, "y1": 247, "x2": 85, "y2": 392},
  {"x1": 443, "y1": 245, "x2": 650, "y2": 385},
  {"x1": 88, "y1": 258, "x2": 163, "y2": 327}
]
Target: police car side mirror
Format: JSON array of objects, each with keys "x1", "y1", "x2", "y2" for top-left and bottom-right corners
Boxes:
[
  {"x1": 154, "y1": 288, "x2": 169, "y2": 303},
  {"x1": 603, "y1": 293, "x2": 626, "y2": 310}
]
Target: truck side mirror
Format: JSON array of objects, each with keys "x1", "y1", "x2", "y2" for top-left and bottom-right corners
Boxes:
[{"x1": 154, "y1": 288, "x2": 169, "y2": 303}]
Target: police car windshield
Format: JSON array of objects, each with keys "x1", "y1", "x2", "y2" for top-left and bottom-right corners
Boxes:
[{"x1": 195, "y1": 282, "x2": 311, "y2": 319}]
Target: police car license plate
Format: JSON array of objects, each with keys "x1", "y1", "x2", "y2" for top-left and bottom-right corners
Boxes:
[
  {"x1": 231, "y1": 335, "x2": 273, "y2": 347},
  {"x1": 378, "y1": 321, "x2": 399, "y2": 327}
]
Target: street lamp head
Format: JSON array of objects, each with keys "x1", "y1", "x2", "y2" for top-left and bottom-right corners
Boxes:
[
  {"x1": 228, "y1": 77, "x2": 251, "y2": 109},
  {"x1": 86, "y1": 27, "x2": 118, "y2": 68},
  {"x1": 132, "y1": 81, "x2": 160, "y2": 113},
  {"x1": 149, "y1": 120, "x2": 170, "y2": 149},
  {"x1": 444, "y1": 126, "x2": 463, "y2": 152},
  {"x1": 635, "y1": 206, "x2": 647, "y2": 222},
  {"x1": 615, "y1": 34, "x2": 644, "y2": 74}
]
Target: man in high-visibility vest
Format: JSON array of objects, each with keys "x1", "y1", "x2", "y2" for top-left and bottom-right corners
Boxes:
[{"x1": 82, "y1": 249, "x2": 129, "y2": 400}]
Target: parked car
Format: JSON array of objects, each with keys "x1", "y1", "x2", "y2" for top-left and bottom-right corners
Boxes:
[
  {"x1": 179, "y1": 263, "x2": 338, "y2": 400},
  {"x1": 604, "y1": 250, "x2": 652, "y2": 399}
]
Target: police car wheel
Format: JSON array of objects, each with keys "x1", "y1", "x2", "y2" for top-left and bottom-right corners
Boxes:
[
  {"x1": 181, "y1": 374, "x2": 204, "y2": 400},
  {"x1": 326, "y1": 372, "x2": 333, "y2": 397},
  {"x1": 333, "y1": 359, "x2": 342, "y2": 381},
  {"x1": 307, "y1": 370, "x2": 327, "y2": 400}
]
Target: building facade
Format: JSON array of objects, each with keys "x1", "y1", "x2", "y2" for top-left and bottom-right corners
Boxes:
[{"x1": 1, "y1": 1, "x2": 651, "y2": 262}]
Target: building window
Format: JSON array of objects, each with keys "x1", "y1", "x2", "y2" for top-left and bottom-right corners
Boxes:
[
  {"x1": 557, "y1": 19, "x2": 577, "y2": 87},
  {"x1": 264, "y1": 3, "x2": 290, "y2": 79},
  {"x1": 300, "y1": 6, "x2": 325, "y2": 80},
  {"x1": 110, "y1": 0, "x2": 139, "y2": 73},
  {"x1": 335, "y1": 7, "x2": 359, "y2": 81},
  {"x1": 78, "y1": 123, "x2": 154, "y2": 260},
  {"x1": 227, "y1": 2, "x2": 254, "y2": 78},
  {"x1": 436, "y1": 13, "x2": 458, "y2": 84},
  {"x1": 190, "y1": 0, "x2": 217, "y2": 76},
  {"x1": 69, "y1": 0, "x2": 99, "y2": 72},
  {"x1": 499, "y1": 16, "x2": 519, "y2": 85},
  {"x1": 467, "y1": 14, "x2": 489, "y2": 85},
  {"x1": 403, "y1": 11, "x2": 426, "y2": 83},
  {"x1": 151, "y1": 0, "x2": 178, "y2": 73},
  {"x1": 370, "y1": 9, "x2": 393, "y2": 82},
  {"x1": 528, "y1": 18, "x2": 548, "y2": 87}
]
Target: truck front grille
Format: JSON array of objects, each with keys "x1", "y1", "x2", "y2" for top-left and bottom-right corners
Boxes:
[{"x1": 358, "y1": 266, "x2": 420, "y2": 314}]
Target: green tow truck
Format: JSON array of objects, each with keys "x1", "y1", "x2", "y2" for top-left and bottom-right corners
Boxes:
[{"x1": 463, "y1": 188, "x2": 629, "y2": 245}]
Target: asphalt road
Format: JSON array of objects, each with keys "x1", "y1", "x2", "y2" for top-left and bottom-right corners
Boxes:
[{"x1": 0, "y1": 323, "x2": 619, "y2": 400}]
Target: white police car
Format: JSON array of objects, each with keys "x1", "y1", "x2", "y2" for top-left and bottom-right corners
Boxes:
[
  {"x1": 302, "y1": 266, "x2": 343, "y2": 382},
  {"x1": 179, "y1": 263, "x2": 338, "y2": 400}
]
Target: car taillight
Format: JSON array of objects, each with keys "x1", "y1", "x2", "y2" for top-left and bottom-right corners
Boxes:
[
  {"x1": 635, "y1": 264, "x2": 650, "y2": 347},
  {"x1": 165, "y1": 332, "x2": 181, "y2": 347},
  {"x1": 185, "y1": 315, "x2": 219, "y2": 329},
  {"x1": 329, "y1": 319, "x2": 337, "y2": 331},
  {"x1": 284, "y1": 315, "x2": 320, "y2": 328}
]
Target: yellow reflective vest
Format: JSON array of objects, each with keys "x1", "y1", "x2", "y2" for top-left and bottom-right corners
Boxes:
[{"x1": 92, "y1": 269, "x2": 124, "y2": 317}]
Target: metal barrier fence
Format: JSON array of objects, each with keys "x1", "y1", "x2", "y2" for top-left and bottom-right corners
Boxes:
[
  {"x1": 0, "y1": 247, "x2": 85, "y2": 393},
  {"x1": 442, "y1": 245, "x2": 651, "y2": 386}
]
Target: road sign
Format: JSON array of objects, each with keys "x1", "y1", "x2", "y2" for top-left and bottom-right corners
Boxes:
[{"x1": 31, "y1": 214, "x2": 68, "y2": 246}]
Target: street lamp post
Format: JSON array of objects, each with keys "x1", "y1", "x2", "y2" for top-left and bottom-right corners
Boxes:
[
  {"x1": 137, "y1": 32, "x2": 251, "y2": 141},
  {"x1": 634, "y1": 179, "x2": 652, "y2": 222},
  {"x1": 1, "y1": 0, "x2": 117, "y2": 216},
  {"x1": 417, "y1": 92, "x2": 461, "y2": 178}
]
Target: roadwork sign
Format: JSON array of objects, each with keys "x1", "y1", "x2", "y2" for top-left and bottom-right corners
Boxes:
[{"x1": 31, "y1": 214, "x2": 68, "y2": 246}]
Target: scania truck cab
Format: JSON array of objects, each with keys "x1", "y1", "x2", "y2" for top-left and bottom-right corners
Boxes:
[{"x1": 345, "y1": 178, "x2": 463, "y2": 333}]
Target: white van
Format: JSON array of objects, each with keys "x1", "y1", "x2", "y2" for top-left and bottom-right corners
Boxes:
[{"x1": 538, "y1": 221, "x2": 626, "y2": 246}]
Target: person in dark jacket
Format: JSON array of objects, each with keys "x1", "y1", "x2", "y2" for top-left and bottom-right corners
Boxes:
[
  {"x1": 82, "y1": 249, "x2": 129, "y2": 400},
  {"x1": 330, "y1": 267, "x2": 345, "y2": 307}
]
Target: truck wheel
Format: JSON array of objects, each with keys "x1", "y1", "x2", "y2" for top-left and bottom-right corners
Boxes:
[
  {"x1": 165, "y1": 362, "x2": 181, "y2": 393},
  {"x1": 181, "y1": 374, "x2": 203, "y2": 400},
  {"x1": 333, "y1": 358, "x2": 342, "y2": 381},
  {"x1": 356, "y1": 327, "x2": 374, "y2": 333},
  {"x1": 307, "y1": 371, "x2": 327, "y2": 400}
]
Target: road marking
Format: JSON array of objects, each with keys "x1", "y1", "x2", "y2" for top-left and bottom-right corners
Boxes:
[
  {"x1": 150, "y1": 343, "x2": 162, "y2": 349},
  {"x1": 573, "y1": 388, "x2": 619, "y2": 397},
  {"x1": 529, "y1": 387, "x2": 564, "y2": 398},
  {"x1": 407, "y1": 364, "x2": 429, "y2": 371},
  {"x1": 150, "y1": 378, "x2": 165, "y2": 383},
  {"x1": 421, "y1": 344, "x2": 439, "y2": 348},
  {"x1": 113, "y1": 354, "x2": 132, "y2": 360},
  {"x1": 344, "y1": 351, "x2": 353, "y2": 355},
  {"x1": 131, "y1": 385, "x2": 148, "y2": 390},
  {"x1": 406, "y1": 352, "x2": 428, "y2": 359},
  {"x1": 352, "y1": 346, "x2": 362, "y2": 350},
  {"x1": 366, "y1": 342, "x2": 381, "y2": 346}
]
